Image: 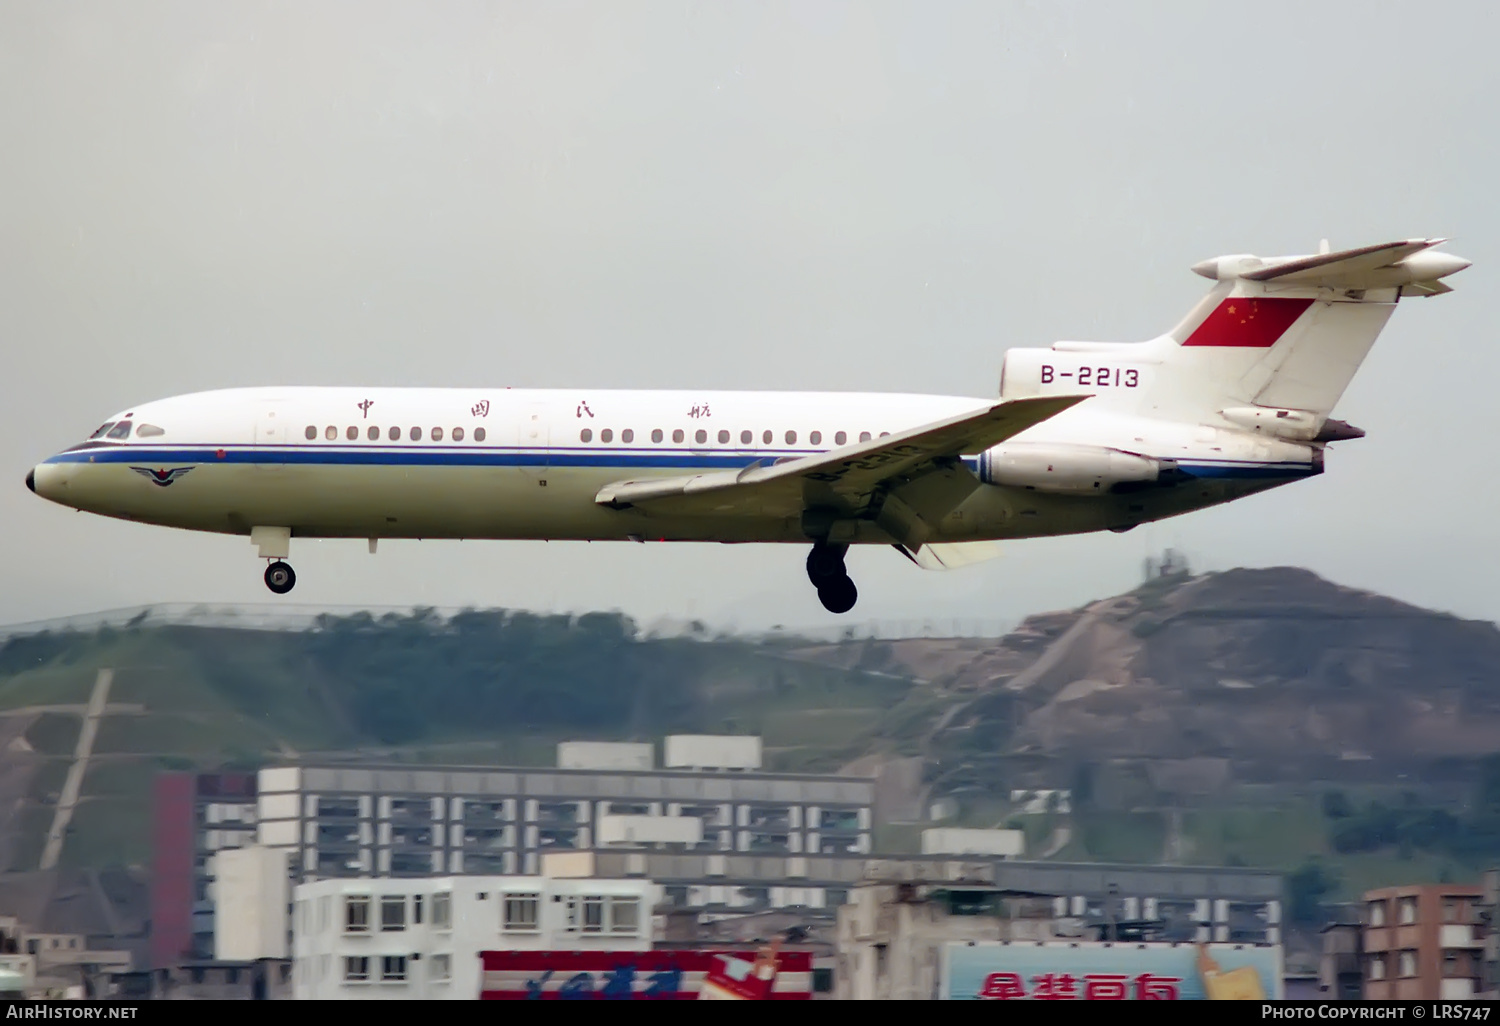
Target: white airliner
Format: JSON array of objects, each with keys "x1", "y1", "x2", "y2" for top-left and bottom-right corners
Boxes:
[{"x1": 26, "y1": 239, "x2": 1469, "y2": 613}]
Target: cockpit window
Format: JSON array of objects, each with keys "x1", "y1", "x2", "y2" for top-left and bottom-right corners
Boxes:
[
  {"x1": 135, "y1": 424, "x2": 165, "y2": 438},
  {"x1": 89, "y1": 423, "x2": 116, "y2": 439},
  {"x1": 105, "y1": 422, "x2": 133, "y2": 440}
]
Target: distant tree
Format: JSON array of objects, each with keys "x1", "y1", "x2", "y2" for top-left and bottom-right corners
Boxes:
[
  {"x1": 1287, "y1": 859, "x2": 1340, "y2": 925},
  {"x1": 1322, "y1": 790, "x2": 1353, "y2": 820}
]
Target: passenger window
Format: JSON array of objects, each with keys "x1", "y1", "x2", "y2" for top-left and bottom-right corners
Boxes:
[
  {"x1": 672, "y1": 429, "x2": 685, "y2": 443},
  {"x1": 368, "y1": 426, "x2": 380, "y2": 441},
  {"x1": 453, "y1": 427, "x2": 464, "y2": 441},
  {"x1": 859, "y1": 431, "x2": 871, "y2": 442},
  {"x1": 810, "y1": 431, "x2": 822, "y2": 445},
  {"x1": 762, "y1": 430, "x2": 772, "y2": 445},
  {"x1": 717, "y1": 430, "x2": 730, "y2": 444},
  {"x1": 304, "y1": 426, "x2": 316, "y2": 440},
  {"x1": 740, "y1": 430, "x2": 752, "y2": 444},
  {"x1": 89, "y1": 423, "x2": 116, "y2": 439},
  {"x1": 388, "y1": 426, "x2": 401, "y2": 441},
  {"x1": 651, "y1": 429, "x2": 663, "y2": 443},
  {"x1": 136, "y1": 424, "x2": 165, "y2": 438},
  {"x1": 835, "y1": 431, "x2": 847, "y2": 445},
  {"x1": 621, "y1": 429, "x2": 634, "y2": 443},
  {"x1": 580, "y1": 428, "x2": 593, "y2": 443},
  {"x1": 431, "y1": 427, "x2": 443, "y2": 441},
  {"x1": 322, "y1": 426, "x2": 334, "y2": 440},
  {"x1": 879, "y1": 431, "x2": 890, "y2": 438},
  {"x1": 106, "y1": 422, "x2": 133, "y2": 439},
  {"x1": 409, "y1": 427, "x2": 422, "y2": 441},
  {"x1": 601, "y1": 428, "x2": 613, "y2": 443},
  {"x1": 785, "y1": 430, "x2": 797, "y2": 445},
  {"x1": 346, "y1": 426, "x2": 358, "y2": 441},
  {"x1": 475, "y1": 427, "x2": 486, "y2": 442},
  {"x1": 695, "y1": 429, "x2": 707, "y2": 445}
]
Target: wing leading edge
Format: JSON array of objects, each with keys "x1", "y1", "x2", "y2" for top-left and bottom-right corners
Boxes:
[{"x1": 593, "y1": 394, "x2": 1089, "y2": 531}]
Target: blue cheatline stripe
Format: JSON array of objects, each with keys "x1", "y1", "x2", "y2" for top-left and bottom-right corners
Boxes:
[{"x1": 44, "y1": 445, "x2": 1314, "y2": 480}]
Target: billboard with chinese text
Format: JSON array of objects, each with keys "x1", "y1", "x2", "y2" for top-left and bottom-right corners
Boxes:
[
  {"x1": 940, "y1": 942, "x2": 1283, "y2": 1000},
  {"x1": 479, "y1": 950, "x2": 813, "y2": 999}
]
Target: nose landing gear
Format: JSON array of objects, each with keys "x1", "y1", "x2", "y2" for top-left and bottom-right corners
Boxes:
[
  {"x1": 264, "y1": 560, "x2": 296, "y2": 595},
  {"x1": 807, "y1": 543, "x2": 858, "y2": 614}
]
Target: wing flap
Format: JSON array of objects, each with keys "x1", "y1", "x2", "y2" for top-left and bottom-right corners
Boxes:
[{"x1": 595, "y1": 394, "x2": 1088, "y2": 518}]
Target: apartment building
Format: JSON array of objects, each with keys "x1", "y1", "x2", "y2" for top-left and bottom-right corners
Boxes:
[{"x1": 1362, "y1": 884, "x2": 1484, "y2": 999}]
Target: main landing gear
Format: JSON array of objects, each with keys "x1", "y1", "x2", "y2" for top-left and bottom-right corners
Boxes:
[
  {"x1": 264, "y1": 561, "x2": 296, "y2": 595},
  {"x1": 807, "y1": 542, "x2": 857, "y2": 614}
]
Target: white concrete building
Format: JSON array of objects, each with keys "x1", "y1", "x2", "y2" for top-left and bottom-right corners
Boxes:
[
  {"x1": 664, "y1": 735, "x2": 761, "y2": 771},
  {"x1": 212, "y1": 846, "x2": 289, "y2": 961},
  {"x1": 921, "y1": 828, "x2": 1024, "y2": 858},
  {"x1": 557, "y1": 742, "x2": 654, "y2": 771},
  {"x1": 292, "y1": 874, "x2": 658, "y2": 1000}
]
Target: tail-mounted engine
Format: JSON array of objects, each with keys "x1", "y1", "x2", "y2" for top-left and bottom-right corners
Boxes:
[{"x1": 978, "y1": 442, "x2": 1181, "y2": 495}]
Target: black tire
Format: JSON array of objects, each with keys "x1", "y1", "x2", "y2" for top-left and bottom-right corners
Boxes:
[
  {"x1": 264, "y1": 561, "x2": 296, "y2": 595},
  {"x1": 817, "y1": 575, "x2": 858, "y2": 614},
  {"x1": 806, "y1": 544, "x2": 847, "y2": 585}
]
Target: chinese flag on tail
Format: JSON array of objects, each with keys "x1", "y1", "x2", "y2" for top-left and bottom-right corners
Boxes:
[{"x1": 699, "y1": 941, "x2": 781, "y2": 1000}]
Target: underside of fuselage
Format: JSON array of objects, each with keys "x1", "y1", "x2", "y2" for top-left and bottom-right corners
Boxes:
[{"x1": 34, "y1": 458, "x2": 1304, "y2": 545}]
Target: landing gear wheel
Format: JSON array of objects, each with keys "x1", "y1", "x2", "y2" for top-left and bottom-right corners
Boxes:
[
  {"x1": 264, "y1": 561, "x2": 296, "y2": 595},
  {"x1": 817, "y1": 575, "x2": 858, "y2": 614},
  {"x1": 806, "y1": 543, "x2": 848, "y2": 586}
]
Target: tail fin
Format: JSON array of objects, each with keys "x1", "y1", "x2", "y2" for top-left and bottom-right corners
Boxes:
[
  {"x1": 1160, "y1": 239, "x2": 1469, "y2": 419},
  {"x1": 999, "y1": 239, "x2": 1469, "y2": 431}
]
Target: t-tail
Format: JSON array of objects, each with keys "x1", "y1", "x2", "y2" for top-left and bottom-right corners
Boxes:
[{"x1": 999, "y1": 238, "x2": 1469, "y2": 438}]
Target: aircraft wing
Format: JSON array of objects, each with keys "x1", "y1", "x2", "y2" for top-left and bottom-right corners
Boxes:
[{"x1": 594, "y1": 395, "x2": 1088, "y2": 537}]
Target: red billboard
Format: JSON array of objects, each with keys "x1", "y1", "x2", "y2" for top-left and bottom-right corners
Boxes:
[{"x1": 479, "y1": 950, "x2": 814, "y2": 999}]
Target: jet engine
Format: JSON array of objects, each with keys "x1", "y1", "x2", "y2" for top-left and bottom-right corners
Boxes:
[{"x1": 978, "y1": 443, "x2": 1172, "y2": 495}]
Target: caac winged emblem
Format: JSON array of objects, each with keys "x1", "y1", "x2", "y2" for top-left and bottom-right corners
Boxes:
[{"x1": 130, "y1": 466, "x2": 193, "y2": 487}]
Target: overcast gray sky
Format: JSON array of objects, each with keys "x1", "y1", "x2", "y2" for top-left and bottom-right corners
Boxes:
[{"x1": 3, "y1": 1, "x2": 1497, "y2": 634}]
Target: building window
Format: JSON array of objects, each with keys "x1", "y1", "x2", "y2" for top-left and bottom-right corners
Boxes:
[
  {"x1": 583, "y1": 896, "x2": 605, "y2": 933},
  {"x1": 432, "y1": 892, "x2": 452, "y2": 930},
  {"x1": 381, "y1": 956, "x2": 407, "y2": 982},
  {"x1": 381, "y1": 896, "x2": 406, "y2": 932},
  {"x1": 1444, "y1": 899, "x2": 1459, "y2": 923},
  {"x1": 504, "y1": 894, "x2": 540, "y2": 933},
  {"x1": 431, "y1": 954, "x2": 452, "y2": 982},
  {"x1": 1369, "y1": 900, "x2": 1387, "y2": 927},
  {"x1": 1399, "y1": 898, "x2": 1418, "y2": 925},
  {"x1": 610, "y1": 897, "x2": 640, "y2": 935},
  {"x1": 413, "y1": 895, "x2": 424, "y2": 925},
  {"x1": 345, "y1": 896, "x2": 371, "y2": 933},
  {"x1": 1399, "y1": 950, "x2": 1418, "y2": 978},
  {"x1": 345, "y1": 956, "x2": 370, "y2": 983},
  {"x1": 1369, "y1": 955, "x2": 1386, "y2": 980},
  {"x1": 1445, "y1": 951, "x2": 1461, "y2": 976}
]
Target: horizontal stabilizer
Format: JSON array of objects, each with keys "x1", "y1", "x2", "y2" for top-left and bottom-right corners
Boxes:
[{"x1": 1193, "y1": 238, "x2": 1469, "y2": 293}]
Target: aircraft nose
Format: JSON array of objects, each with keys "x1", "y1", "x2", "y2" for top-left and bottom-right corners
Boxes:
[{"x1": 25, "y1": 468, "x2": 35, "y2": 494}]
